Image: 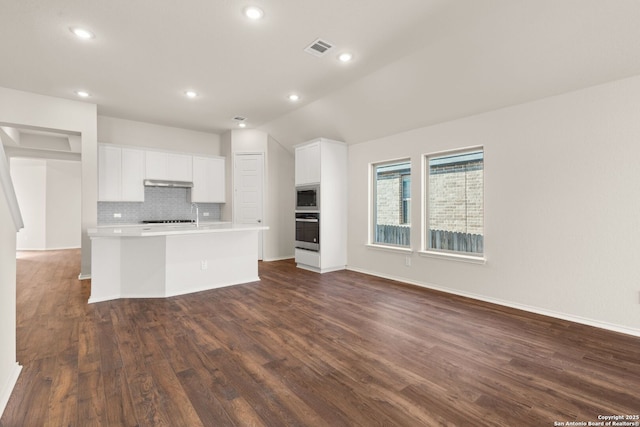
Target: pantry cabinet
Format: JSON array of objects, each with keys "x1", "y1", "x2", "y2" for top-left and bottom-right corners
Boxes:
[{"x1": 294, "y1": 138, "x2": 347, "y2": 273}]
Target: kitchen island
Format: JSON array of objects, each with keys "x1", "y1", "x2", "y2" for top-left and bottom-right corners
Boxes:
[{"x1": 88, "y1": 222, "x2": 267, "y2": 303}]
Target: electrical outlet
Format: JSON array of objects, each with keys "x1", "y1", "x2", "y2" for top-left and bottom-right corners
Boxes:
[
  {"x1": 113, "y1": 213, "x2": 122, "y2": 218},
  {"x1": 201, "y1": 260, "x2": 208, "y2": 270},
  {"x1": 203, "y1": 212, "x2": 210, "y2": 217},
  {"x1": 405, "y1": 256, "x2": 411, "y2": 267}
]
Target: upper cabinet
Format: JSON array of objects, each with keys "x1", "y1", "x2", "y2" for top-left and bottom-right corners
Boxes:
[
  {"x1": 294, "y1": 141, "x2": 321, "y2": 185},
  {"x1": 98, "y1": 145, "x2": 145, "y2": 202},
  {"x1": 98, "y1": 144, "x2": 226, "y2": 203},
  {"x1": 98, "y1": 145, "x2": 121, "y2": 201},
  {"x1": 145, "y1": 151, "x2": 193, "y2": 181},
  {"x1": 121, "y1": 148, "x2": 145, "y2": 201},
  {"x1": 192, "y1": 156, "x2": 225, "y2": 203}
]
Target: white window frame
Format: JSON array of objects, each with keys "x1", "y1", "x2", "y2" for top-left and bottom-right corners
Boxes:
[
  {"x1": 420, "y1": 146, "x2": 485, "y2": 263},
  {"x1": 368, "y1": 158, "x2": 413, "y2": 251}
]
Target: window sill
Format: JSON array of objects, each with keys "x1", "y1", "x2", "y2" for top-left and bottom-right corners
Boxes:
[
  {"x1": 366, "y1": 243, "x2": 413, "y2": 254},
  {"x1": 418, "y1": 250, "x2": 486, "y2": 265}
]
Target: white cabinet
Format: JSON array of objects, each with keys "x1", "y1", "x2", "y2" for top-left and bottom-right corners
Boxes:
[
  {"x1": 144, "y1": 151, "x2": 166, "y2": 180},
  {"x1": 192, "y1": 156, "x2": 225, "y2": 203},
  {"x1": 99, "y1": 145, "x2": 226, "y2": 203},
  {"x1": 168, "y1": 153, "x2": 193, "y2": 181},
  {"x1": 294, "y1": 138, "x2": 347, "y2": 273},
  {"x1": 121, "y1": 148, "x2": 145, "y2": 201},
  {"x1": 295, "y1": 142, "x2": 321, "y2": 185},
  {"x1": 98, "y1": 145, "x2": 145, "y2": 202},
  {"x1": 145, "y1": 151, "x2": 193, "y2": 181},
  {"x1": 98, "y1": 145, "x2": 121, "y2": 201}
]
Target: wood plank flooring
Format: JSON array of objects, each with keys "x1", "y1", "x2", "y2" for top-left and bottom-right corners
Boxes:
[{"x1": 2, "y1": 249, "x2": 639, "y2": 426}]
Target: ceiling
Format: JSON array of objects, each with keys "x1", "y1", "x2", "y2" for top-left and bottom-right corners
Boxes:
[{"x1": 2, "y1": 0, "x2": 640, "y2": 150}]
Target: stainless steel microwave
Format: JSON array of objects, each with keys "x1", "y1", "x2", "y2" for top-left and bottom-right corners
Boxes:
[{"x1": 295, "y1": 184, "x2": 319, "y2": 211}]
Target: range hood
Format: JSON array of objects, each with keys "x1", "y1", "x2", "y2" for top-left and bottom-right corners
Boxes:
[{"x1": 143, "y1": 179, "x2": 193, "y2": 188}]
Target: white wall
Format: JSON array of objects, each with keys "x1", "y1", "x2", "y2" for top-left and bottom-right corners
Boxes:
[
  {"x1": 46, "y1": 160, "x2": 81, "y2": 249},
  {"x1": 0, "y1": 87, "x2": 95, "y2": 417},
  {"x1": 11, "y1": 159, "x2": 46, "y2": 249},
  {"x1": 97, "y1": 115, "x2": 221, "y2": 155},
  {"x1": 265, "y1": 135, "x2": 295, "y2": 261},
  {"x1": 347, "y1": 74, "x2": 640, "y2": 336},
  {"x1": 0, "y1": 146, "x2": 21, "y2": 417},
  {"x1": 220, "y1": 129, "x2": 295, "y2": 261},
  {"x1": 11, "y1": 158, "x2": 82, "y2": 251},
  {"x1": 0, "y1": 86, "x2": 97, "y2": 277}
]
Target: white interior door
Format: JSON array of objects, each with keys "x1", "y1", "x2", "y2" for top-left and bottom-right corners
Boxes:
[{"x1": 234, "y1": 153, "x2": 264, "y2": 260}]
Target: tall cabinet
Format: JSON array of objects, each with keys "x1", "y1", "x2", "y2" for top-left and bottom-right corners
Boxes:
[{"x1": 294, "y1": 138, "x2": 347, "y2": 273}]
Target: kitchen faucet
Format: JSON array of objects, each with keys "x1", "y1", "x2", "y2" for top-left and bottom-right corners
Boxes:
[{"x1": 191, "y1": 202, "x2": 199, "y2": 227}]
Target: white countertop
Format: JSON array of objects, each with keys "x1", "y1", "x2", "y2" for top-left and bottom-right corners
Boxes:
[{"x1": 89, "y1": 222, "x2": 268, "y2": 237}]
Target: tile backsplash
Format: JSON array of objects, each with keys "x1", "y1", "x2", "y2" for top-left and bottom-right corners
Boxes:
[{"x1": 98, "y1": 187, "x2": 222, "y2": 224}]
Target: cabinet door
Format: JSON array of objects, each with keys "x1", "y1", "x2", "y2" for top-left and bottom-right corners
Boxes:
[
  {"x1": 306, "y1": 143, "x2": 321, "y2": 184},
  {"x1": 295, "y1": 142, "x2": 321, "y2": 185},
  {"x1": 294, "y1": 146, "x2": 305, "y2": 185},
  {"x1": 98, "y1": 145, "x2": 122, "y2": 201},
  {"x1": 192, "y1": 156, "x2": 225, "y2": 203},
  {"x1": 121, "y1": 148, "x2": 145, "y2": 201},
  {"x1": 168, "y1": 153, "x2": 192, "y2": 181},
  {"x1": 145, "y1": 151, "x2": 168, "y2": 179}
]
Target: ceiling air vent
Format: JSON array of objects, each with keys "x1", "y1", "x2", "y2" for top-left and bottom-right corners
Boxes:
[
  {"x1": 304, "y1": 38, "x2": 334, "y2": 57},
  {"x1": 233, "y1": 116, "x2": 246, "y2": 122}
]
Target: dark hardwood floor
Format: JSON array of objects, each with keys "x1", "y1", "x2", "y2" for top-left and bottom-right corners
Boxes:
[{"x1": 1, "y1": 249, "x2": 639, "y2": 426}]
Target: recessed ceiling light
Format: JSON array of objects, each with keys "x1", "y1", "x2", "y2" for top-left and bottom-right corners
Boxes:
[
  {"x1": 288, "y1": 94, "x2": 300, "y2": 102},
  {"x1": 244, "y1": 6, "x2": 264, "y2": 20},
  {"x1": 238, "y1": 122, "x2": 247, "y2": 128},
  {"x1": 75, "y1": 90, "x2": 90, "y2": 98},
  {"x1": 185, "y1": 90, "x2": 198, "y2": 98},
  {"x1": 69, "y1": 27, "x2": 95, "y2": 40},
  {"x1": 338, "y1": 52, "x2": 354, "y2": 63}
]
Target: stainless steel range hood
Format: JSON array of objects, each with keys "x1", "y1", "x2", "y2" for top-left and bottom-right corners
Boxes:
[{"x1": 143, "y1": 179, "x2": 193, "y2": 188}]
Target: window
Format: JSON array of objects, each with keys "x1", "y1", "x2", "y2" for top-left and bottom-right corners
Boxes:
[
  {"x1": 426, "y1": 149, "x2": 483, "y2": 255},
  {"x1": 401, "y1": 173, "x2": 411, "y2": 225},
  {"x1": 372, "y1": 160, "x2": 411, "y2": 247}
]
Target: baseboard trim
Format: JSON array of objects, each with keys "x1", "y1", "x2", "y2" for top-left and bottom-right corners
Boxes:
[
  {"x1": 16, "y1": 246, "x2": 81, "y2": 251},
  {"x1": 346, "y1": 266, "x2": 640, "y2": 338},
  {"x1": 0, "y1": 362, "x2": 22, "y2": 418},
  {"x1": 88, "y1": 294, "x2": 120, "y2": 304},
  {"x1": 78, "y1": 273, "x2": 91, "y2": 281},
  {"x1": 262, "y1": 255, "x2": 294, "y2": 262}
]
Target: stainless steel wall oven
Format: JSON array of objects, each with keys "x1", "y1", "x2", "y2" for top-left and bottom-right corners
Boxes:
[{"x1": 295, "y1": 212, "x2": 319, "y2": 251}]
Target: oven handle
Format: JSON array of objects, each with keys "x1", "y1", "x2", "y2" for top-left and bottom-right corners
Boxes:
[{"x1": 296, "y1": 218, "x2": 319, "y2": 223}]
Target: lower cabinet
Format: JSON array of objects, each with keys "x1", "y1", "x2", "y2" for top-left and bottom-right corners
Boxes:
[{"x1": 295, "y1": 248, "x2": 320, "y2": 270}]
